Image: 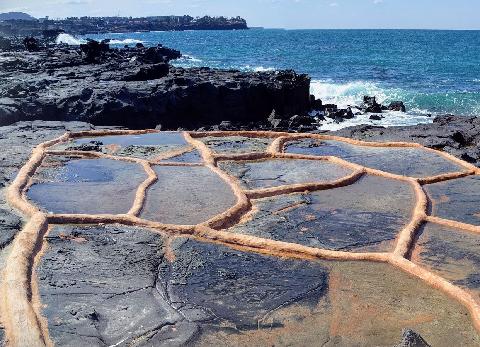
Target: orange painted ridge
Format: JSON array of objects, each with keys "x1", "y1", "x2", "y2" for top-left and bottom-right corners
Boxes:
[{"x1": 1, "y1": 129, "x2": 479, "y2": 346}]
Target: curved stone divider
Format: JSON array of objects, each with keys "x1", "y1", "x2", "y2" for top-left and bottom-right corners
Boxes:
[
  {"x1": 183, "y1": 132, "x2": 215, "y2": 165},
  {"x1": 213, "y1": 152, "x2": 273, "y2": 164},
  {"x1": 3, "y1": 129, "x2": 480, "y2": 346},
  {"x1": 183, "y1": 132, "x2": 253, "y2": 230},
  {"x1": 389, "y1": 255, "x2": 480, "y2": 332},
  {"x1": 189, "y1": 130, "x2": 287, "y2": 140},
  {"x1": 150, "y1": 145, "x2": 195, "y2": 163},
  {"x1": 393, "y1": 180, "x2": 428, "y2": 257},
  {"x1": 46, "y1": 214, "x2": 196, "y2": 233},
  {"x1": 128, "y1": 162, "x2": 158, "y2": 216},
  {"x1": 245, "y1": 169, "x2": 365, "y2": 199},
  {"x1": 6, "y1": 134, "x2": 71, "y2": 218},
  {"x1": 425, "y1": 215, "x2": 480, "y2": 234},
  {"x1": 0, "y1": 213, "x2": 51, "y2": 347},
  {"x1": 45, "y1": 150, "x2": 202, "y2": 167},
  {"x1": 417, "y1": 170, "x2": 478, "y2": 185},
  {"x1": 199, "y1": 164, "x2": 251, "y2": 229},
  {"x1": 68, "y1": 129, "x2": 159, "y2": 139},
  {"x1": 275, "y1": 134, "x2": 480, "y2": 173}
]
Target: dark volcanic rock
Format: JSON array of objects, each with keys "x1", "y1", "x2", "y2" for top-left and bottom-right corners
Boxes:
[
  {"x1": 388, "y1": 101, "x2": 406, "y2": 112},
  {"x1": 327, "y1": 107, "x2": 354, "y2": 121},
  {"x1": 334, "y1": 115, "x2": 480, "y2": 167},
  {"x1": 124, "y1": 63, "x2": 169, "y2": 81},
  {"x1": 23, "y1": 36, "x2": 39, "y2": 51},
  {"x1": 158, "y1": 238, "x2": 329, "y2": 330},
  {"x1": 139, "y1": 45, "x2": 181, "y2": 63},
  {"x1": 362, "y1": 95, "x2": 382, "y2": 113},
  {"x1": 37, "y1": 225, "x2": 330, "y2": 346},
  {"x1": 369, "y1": 114, "x2": 384, "y2": 120},
  {"x1": 80, "y1": 39, "x2": 110, "y2": 63},
  {"x1": 0, "y1": 43, "x2": 310, "y2": 129}
]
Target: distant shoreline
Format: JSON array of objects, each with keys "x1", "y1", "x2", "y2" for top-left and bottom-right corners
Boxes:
[{"x1": 0, "y1": 13, "x2": 248, "y2": 37}]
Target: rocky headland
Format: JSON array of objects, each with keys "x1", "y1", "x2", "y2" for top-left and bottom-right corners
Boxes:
[{"x1": 0, "y1": 37, "x2": 312, "y2": 129}]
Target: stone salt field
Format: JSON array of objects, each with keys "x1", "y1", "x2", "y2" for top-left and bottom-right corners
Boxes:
[{"x1": 1, "y1": 128, "x2": 480, "y2": 346}]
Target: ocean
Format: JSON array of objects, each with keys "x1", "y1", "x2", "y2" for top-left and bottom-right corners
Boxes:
[{"x1": 60, "y1": 29, "x2": 480, "y2": 130}]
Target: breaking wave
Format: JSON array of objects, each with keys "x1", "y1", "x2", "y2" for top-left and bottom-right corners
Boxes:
[
  {"x1": 55, "y1": 33, "x2": 85, "y2": 45},
  {"x1": 108, "y1": 38, "x2": 144, "y2": 45}
]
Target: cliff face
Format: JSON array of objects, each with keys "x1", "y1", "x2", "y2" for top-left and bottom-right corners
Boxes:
[{"x1": 0, "y1": 42, "x2": 311, "y2": 129}]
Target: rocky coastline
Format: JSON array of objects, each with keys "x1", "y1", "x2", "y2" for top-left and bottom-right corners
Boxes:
[
  {"x1": 0, "y1": 37, "x2": 312, "y2": 129},
  {"x1": 0, "y1": 36, "x2": 478, "y2": 164}
]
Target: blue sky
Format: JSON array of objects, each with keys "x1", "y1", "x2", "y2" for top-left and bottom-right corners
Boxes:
[{"x1": 1, "y1": 0, "x2": 479, "y2": 29}]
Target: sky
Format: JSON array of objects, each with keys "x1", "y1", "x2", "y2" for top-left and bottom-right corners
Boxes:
[{"x1": 1, "y1": 0, "x2": 479, "y2": 30}]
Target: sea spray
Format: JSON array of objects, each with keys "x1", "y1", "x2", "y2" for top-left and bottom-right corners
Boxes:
[{"x1": 56, "y1": 33, "x2": 85, "y2": 45}]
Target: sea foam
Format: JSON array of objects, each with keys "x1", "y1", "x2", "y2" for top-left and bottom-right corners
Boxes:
[
  {"x1": 310, "y1": 79, "x2": 433, "y2": 130},
  {"x1": 55, "y1": 33, "x2": 85, "y2": 45}
]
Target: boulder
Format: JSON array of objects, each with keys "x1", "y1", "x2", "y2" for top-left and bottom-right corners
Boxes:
[
  {"x1": 327, "y1": 107, "x2": 354, "y2": 120},
  {"x1": 80, "y1": 39, "x2": 110, "y2": 63},
  {"x1": 140, "y1": 45, "x2": 181, "y2": 64},
  {"x1": 289, "y1": 114, "x2": 315, "y2": 128},
  {"x1": 23, "y1": 36, "x2": 39, "y2": 52},
  {"x1": 124, "y1": 63, "x2": 170, "y2": 81},
  {"x1": 362, "y1": 95, "x2": 382, "y2": 113},
  {"x1": 388, "y1": 101, "x2": 406, "y2": 112},
  {"x1": 310, "y1": 96, "x2": 323, "y2": 110},
  {"x1": 369, "y1": 114, "x2": 384, "y2": 121}
]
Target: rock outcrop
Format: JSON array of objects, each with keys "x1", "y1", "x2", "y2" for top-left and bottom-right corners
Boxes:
[{"x1": 0, "y1": 41, "x2": 311, "y2": 129}]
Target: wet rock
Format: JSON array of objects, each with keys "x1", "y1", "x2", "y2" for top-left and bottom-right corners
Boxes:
[
  {"x1": 158, "y1": 238, "x2": 329, "y2": 329},
  {"x1": 124, "y1": 63, "x2": 169, "y2": 81},
  {"x1": 310, "y1": 96, "x2": 323, "y2": 110},
  {"x1": 65, "y1": 141, "x2": 103, "y2": 152},
  {"x1": 37, "y1": 225, "x2": 190, "y2": 347},
  {"x1": 0, "y1": 208, "x2": 21, "y2": 248},
  {"x1": 288, "y1": 114, "x2": 315, "y2": 127},
  {"x1": 139, "y1": 45, "x2": 181, "y2": 64},
  {"x1": 362, "y1": 95, "x2": 383, "y2": 113},
  {"x1": 79, "y1": 39, "x2": 110, "y2": 63},
  {"x1": 370, "y1": 114, "x2": 384, "y2": 120},
  {"x1": 388, "y1": 101, "x2": 406, "y2": 112},
  {"x1": 327, "y1": 107, "x2": 354, "y2": 120}
]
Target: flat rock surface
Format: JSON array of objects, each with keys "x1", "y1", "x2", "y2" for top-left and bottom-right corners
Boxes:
[
  {"x1": 229, "y1": 174, "x2": 415, "y2": 252},
  {"x1": 199, "y1": 136, "x2": 272, "y2": 154},
  {"x1": 333, "y1": 115, "x2": 480, "y2": 167},
  {"x1": 37, "y1": 226, "x2": 480, "y2": 347},
  {"x1": 412, "y1": 223, "x2": 480, "y2": 303},
  {"x1": 2, "y1": 125, "x2": 480, "y2": 346},
  {"x1": 285, "y1": 138, "x2": 463, "y2": 178},
  {"x1": 425, "y1": 175, "x2": 480, "y2": 225},
  {"x1": 219, "y1": 158, "x2": 353, "y2": 189},
  {"x1": 27, "y1": 157, "x2": 146, "y2": 214},
  {"x1": 141, "y1": 165, "x2": 237, "y2": 225}
]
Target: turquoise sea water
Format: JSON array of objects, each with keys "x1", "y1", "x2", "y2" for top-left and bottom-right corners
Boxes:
[{"x1": 70, "y1": 29, "x2": 480, "y2": 128}]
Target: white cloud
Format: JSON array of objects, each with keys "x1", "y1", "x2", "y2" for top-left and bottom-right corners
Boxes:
[
  {"x1": 373, "y1": 0, "x2": 384, "y2": 4},
  {"x1": 329, "y1": 2, "x2": 339, "y2": 7}
]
